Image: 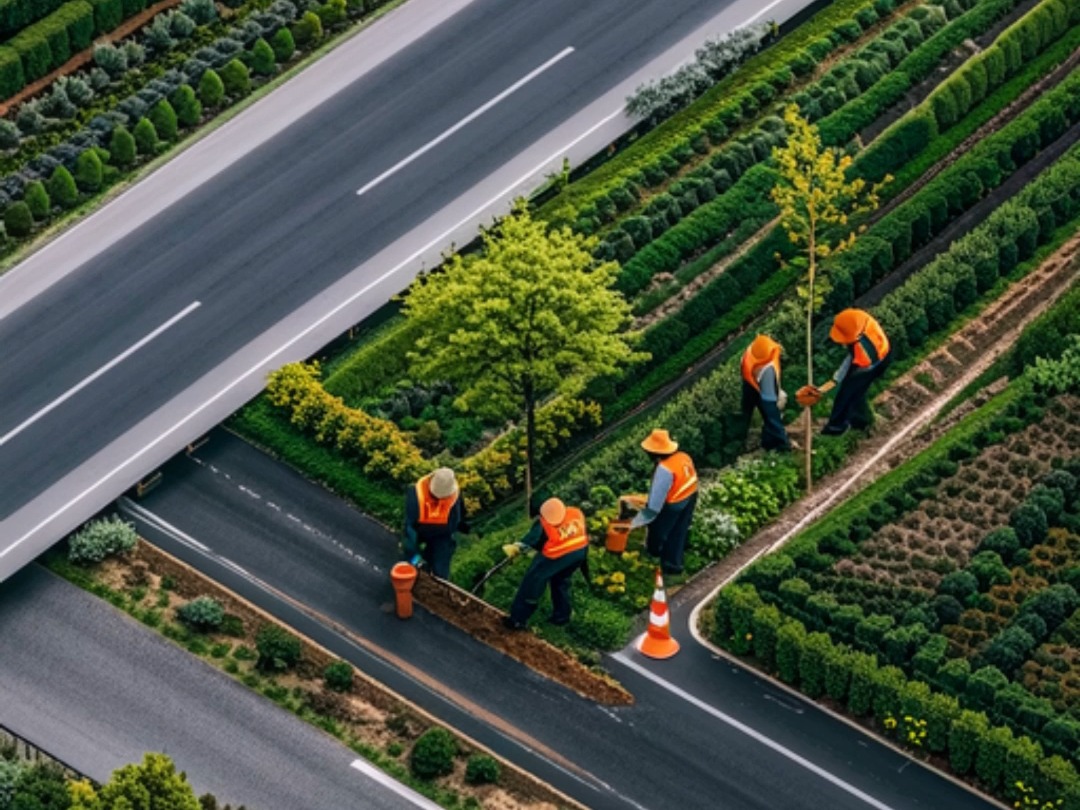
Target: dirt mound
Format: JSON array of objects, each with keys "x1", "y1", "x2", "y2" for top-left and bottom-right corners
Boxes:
[{"x1": 414, "y1": 574, "x2": 634, "y2": 706}]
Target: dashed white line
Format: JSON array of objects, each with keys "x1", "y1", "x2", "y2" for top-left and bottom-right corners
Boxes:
[
  {"x1": 611, "y1": 651, "x2": 898, "y2": 810},
  {"x1": 356, "y1": 47, "x2": 576, "y2": 197},
  {"x1": 0, "y1": 302, "x2": 201, "y2": 449}
]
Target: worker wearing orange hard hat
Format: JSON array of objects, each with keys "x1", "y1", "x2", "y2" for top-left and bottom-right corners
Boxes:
[
  {"x1": 796, "y1": 308, "x2": 891, "y2": 435},
  {"x1": 503, "y1": 497, "x2": 590, "y2": 630},
  {"x1": 629, "y1": 429, "x2": 698, "y2": 575},
  {"x1": 740, "y1": 334, "x2": 792, "y2": 451}
]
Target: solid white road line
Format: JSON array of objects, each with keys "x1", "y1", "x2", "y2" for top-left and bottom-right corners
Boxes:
[
  {"x1": 349, "y1": 759, "x2": 444, "y2": 810},
  {"x1": 356, "y1": 46, "x2": 576, "y2": 197},
  {"x1": 611, "y1": 651, "x2": 899, "y2": 810},
  {"x1": 744, "y1": 0, "x2": 791, "y2": 24},
  {"x1": 0, "y1": 301, "x2": 201, "y2": 449}
]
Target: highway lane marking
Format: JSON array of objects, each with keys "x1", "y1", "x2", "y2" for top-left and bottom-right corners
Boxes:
[
  {"x1": 611, "y1": 651, "x2": 898, "y2": 810},
  {"x1": 349, "y1": 759, "x2": 444, "y2": 809},
  {"x1": 356, "y1": 46, "x2": 576, "y2": 197},
  {"x1": 0, "y1": 301, "x2": 201, "y2": 449}
]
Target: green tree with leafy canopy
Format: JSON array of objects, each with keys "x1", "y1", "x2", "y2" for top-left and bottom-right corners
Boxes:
[
  {"x1": 403, "y1": 205, "x2": 641, "y2": 511},
  {"x1": 96, "y1": 753, "x2": 200, "y2": 810},
  {"x1": 771, "y1": 104, "x2": 883, "y2": 492}
]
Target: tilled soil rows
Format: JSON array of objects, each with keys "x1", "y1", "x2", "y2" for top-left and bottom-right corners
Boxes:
[{"x1": 413, "y1": 574, "x2": 634, "y2": 706}]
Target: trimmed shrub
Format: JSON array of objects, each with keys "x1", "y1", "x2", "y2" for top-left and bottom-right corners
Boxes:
[
  {"x1": 1011, "y1": 502, "x2": 1048, "y2": 547},
  {"x1": 976, "y1": 724, "x2": 1014, "y2": 790},
  {"x1": 291, "y1": 10, "x2": 322, "y2": 47},
  {"x1": 798, "y1": 632, "x2": 832, "y2": 698},
  {"x1": 109, "y1": 125, "x2": 136, "y2": 166},
  {"x1": 133, "y1": 116, "x2": 159, "y2": 155},
  {"x1": 88, "y1": 0, "x2": 121, "y2": 33},
  {"x1": 68, "y1": 515, "x2": 136, "y2": 563},
  {"x1": 177, "y1": 596, "x2": 225, "y2": 631},
  {"x1": 23, "y1": 180, "x2": 49, "y2": 220},
  {"x1": 10, "y1": 29, "x2": 52, "y2": 82},
  {"x1": 464, "y1": 754, "x2": 500, "y2": 785},
  {"x1": 978, "y1": 527, "x2": 1020, "y2": 562},
  {"x1": 149, "y1": 98, "x2": 178, "y2": 142},
  {"x1": 270, "y1": 26, "x2": 294, "y2": 63},
  {"x1": 775, "y1": 620, "x2": 806, "y2": 684},
  {"x1": 74, "y1": 147, "x2": 102, "y2": 192},
  {"x1": 170, "y1": 84, "x2": 202, "y2": 127},
  {"x1": 219, "y1": 57, "x2": 250, "y2": 97},
  {"x1": 47, "y1": 164, "x2": 78, "y2": 208},
  {"x1": 254, "y1": 623, "x2": 302, "y2": 671},
  {"x1": 410, "y1": 727, "x2": 456, "y2": 779},
  {"x1": 323, "y1": 660, "x2": 354, "y2": 692},
  {"x1": 3, "y1": 200, "x2": 32, "y2": 236},
  {"x1": 0, "y1": 45, "x2": 25, "y2": 99},
  {"x1": 250, "y1": 36, "x2": 276, "y2": 76},
  {"x1": 198, "y1": 68, "x2": 224, "y2": 107},
  {"x1": 751, "y1": 604, "x2": 782, "y2": 669},
  {"x1": 847, "y1": 651, "x2": 878, "y2": 716},
  {"x1": 925, "y1": 692, "x2": 960, "y2": 753},
  {"x1": 949, "y1": 710, "x2": 989, "y2": 774}
]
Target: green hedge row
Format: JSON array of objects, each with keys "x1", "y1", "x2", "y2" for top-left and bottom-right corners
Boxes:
[
  {"x1": 713, "y1": 577, "x2": 1080, "y2": 807},
  {"x1": 0, "y1": 0, "x2": 66, "y2": 39}
]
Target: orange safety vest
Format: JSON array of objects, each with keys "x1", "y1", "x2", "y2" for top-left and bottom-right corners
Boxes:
[
  {"x1": 660, "y1": 452, "x2": 698, "y2": 504},
  {"x1": 851, "y1": 313, "x2": 891, "y2": 369},
  {"x1": 540, "y1": 507, "x2": 588, "y2": 559},
  {"x1": 414, "y1": 474, "x2": 459, "y2": 526},
  {"x1": 741, "y1": 345, "x2": 781, "y2": 393}
]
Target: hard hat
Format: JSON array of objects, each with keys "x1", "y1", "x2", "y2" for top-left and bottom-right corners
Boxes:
[
  {"x1": 429, "y1": 467, "x2": 458, "y2": 499},
  {"x1": 830, "y1": 309, "x2": 868, "y2": 345},
  {"x1": 539, "y1": 498, "x2": 567, "y2": 525},
  {"x1": 641, "y1": 428, "x2": 679, "y2": 455},
  {"x1": 749, "y1": 334, "x2": 781, "y2": 363}
]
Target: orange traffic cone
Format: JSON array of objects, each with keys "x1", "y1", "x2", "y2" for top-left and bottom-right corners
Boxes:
[{"x1": 637, "y1": 568, "x2": 680, "y2": 659}]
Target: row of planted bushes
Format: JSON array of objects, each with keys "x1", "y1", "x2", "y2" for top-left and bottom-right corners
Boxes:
[
  {"x1": 587, "y1": 0, "x2": 967, "y2": 259},
  {"x1": 541, "y1": 0, "x2": 916, "y2": 228},
  {"x1": 265, "y1": 361, "x2": 604, "y2": 513},
  {"x1": 552, "y1": 116, "x2": 1080, "y2": 505},
  {"x1": 855, "y1": 0, "x2": 1080, "y2": 182}
]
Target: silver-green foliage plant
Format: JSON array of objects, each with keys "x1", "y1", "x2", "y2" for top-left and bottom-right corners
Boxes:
[
  {"x1": 1028, "y1": 334, "x2": 1080, "y2": 395},
  {"x1": 177, "y1": 596, "x2": 225, "y2": 631},
  {"x1": 180, "y1": 0, "x2": 218, "y2": 26},
  {"x1": 93, "y1": 43, "x2": 127, "y2": 78},
  {"x1": 68, "y1": 515, "x2": 137, "y2": 564},
  {"x1": 626, "y1": 22, "x2": 772, "y2": 123},
  {"x1": 689, "y1": 499, "x2": 741, "y2": 561},
  {"x1": 0, "y1": 759, "x2": 25, "y2": 810}
]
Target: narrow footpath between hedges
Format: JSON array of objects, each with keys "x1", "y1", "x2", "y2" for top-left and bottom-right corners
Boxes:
[{"x1": 108, "y1": 429, "x2": 996, "y2": 810}]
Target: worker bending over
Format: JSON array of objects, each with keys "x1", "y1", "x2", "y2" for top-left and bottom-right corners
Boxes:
[
  {"x1": 503, "y1": 498, "x2": 589, "y2": 630},
  {"x1": 403, "y1": 467, "x2": 465, "y2": 578},
  {"x1": 798, "y1": 308, "x2": 891, "y2": 435},
  {"x1": 740, "y1": 334, "x2": 792, "y2": 451},
  {"x1": 630, "y1": 429, "x2": 698, "y2": 575}
]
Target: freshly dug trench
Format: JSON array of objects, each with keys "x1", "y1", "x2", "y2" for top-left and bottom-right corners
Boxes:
[{"x1": 414, "y1": 574, "x2": 634, "y2": 706}]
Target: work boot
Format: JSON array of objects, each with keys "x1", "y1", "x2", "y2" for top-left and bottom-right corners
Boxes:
[{"x1": 502, "y1": 616, "x2": 526, "y2": 631}]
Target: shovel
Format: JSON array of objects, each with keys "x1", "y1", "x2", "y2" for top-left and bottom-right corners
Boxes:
[{"x1": 470, "y1": 554, "x2": 517, "y2": 595}]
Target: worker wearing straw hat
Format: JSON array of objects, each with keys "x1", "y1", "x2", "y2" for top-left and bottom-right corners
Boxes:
[
  {"x1": 403, "y1": 467, "x2": 466, "y2": 578},
  {"x1": 630, "y1": 429, "x2": 699, "y2": 575}
]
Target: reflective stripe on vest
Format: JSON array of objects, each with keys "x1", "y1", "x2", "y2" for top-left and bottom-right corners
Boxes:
[
  {"x1": 851, "y1": 314, "x2": 890, "y2": 369},
  {"x1": 661, "y1": 452, "x2": 698, "y2": 504},
  {"x1": 540, "y1": 507, "x2": 588, "y2": 559},
  {"x1": 415, "y1": 475, "x2": 458, "y2": 526}
]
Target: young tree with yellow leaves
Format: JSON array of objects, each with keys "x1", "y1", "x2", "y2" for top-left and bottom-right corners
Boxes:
[
  {"x1": 403, "y1": 205, "x2": 642, "y2": 514},
  {"x1": 770, "y1": 105, "x2": 885, "y2": 491}
]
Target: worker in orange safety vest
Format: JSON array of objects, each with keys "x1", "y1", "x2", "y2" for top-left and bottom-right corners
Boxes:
[
  {"x1": 629, "y1": 429, "x2": 698, "y2": 575},
  {"x1": 796, "y1": 308, "x2": 892, "y2": 435},
  {"x1": 740, "y1": 334, "x2": 792, "y2": 451},
  {"x1": 403, "y1": 467, "x2": 466, "y2": 578},
  {"x1": 502, "y1": 498, "x2": 589, "y2": 630}
]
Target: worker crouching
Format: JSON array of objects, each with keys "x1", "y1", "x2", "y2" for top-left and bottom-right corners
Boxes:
[
  {"x1": 402, "y1": 467, "x2": 465, "y2": 578},
  {"x1": 630, "y1": 429, "x2": 698, "y2": 575},
  {"x1": 503, "y1": 498, "x2": 589, "y2": 630},
  {"x1": 740, "y1": 334, "x2": 792, "y2": 451}
]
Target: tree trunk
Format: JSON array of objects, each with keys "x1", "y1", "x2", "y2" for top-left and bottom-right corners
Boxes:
[
  {"x1": 524, "y1": 381, "x2": 536, "y2": 520},
  {"x1": 805, "y1": 235, "x2": 815, "y2": 495}
]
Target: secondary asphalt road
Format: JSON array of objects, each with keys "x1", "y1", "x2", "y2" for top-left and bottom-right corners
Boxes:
[
  {"x1": 0, "y1": 564, "x2": 442, "y2": 810},
  {"x1": 115, "y1": 431, "x2": 995, "y2": 810},
  {"x1": 0, "y1": 0, "x2": 815, "y2": 579}
]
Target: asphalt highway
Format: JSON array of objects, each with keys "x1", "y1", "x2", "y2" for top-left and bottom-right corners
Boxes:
[
  {"x1": 0, "y1": 0, "x2": 814, "y2": 579},
  {"x1": 0, "y1": 565, "x2": 440, "y2": 810},
  {"x1": 112, "y1": 431, "x2": 995, "y2": 810}
]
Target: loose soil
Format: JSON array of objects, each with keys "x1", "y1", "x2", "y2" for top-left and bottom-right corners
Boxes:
[
  {"x1": 413, "y1": 573, "x2": 634, "y2": 706},
  {"x1": 82, "y1": 542, "x2": 580, "y2": 810},
  {"x1": 675, "y1": 230, "x2": 1080, "y2": 608}
]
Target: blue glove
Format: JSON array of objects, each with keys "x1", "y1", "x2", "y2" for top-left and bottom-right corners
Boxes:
[{"x1": 409, "y1": 554, "x2": 423, "y2": 568}]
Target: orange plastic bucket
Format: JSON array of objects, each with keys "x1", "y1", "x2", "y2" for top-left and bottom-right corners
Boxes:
[
  {"x1": 390, "y1": 562, "x2": 418, "y2": 619},
  {"x1": 605, "y1": 520, "x2": 631, "y2": 553}
]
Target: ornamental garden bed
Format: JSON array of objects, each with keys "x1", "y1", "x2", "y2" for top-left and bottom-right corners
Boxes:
[
  {"x1": 705, "y1": 372, "x2": 1080, "y2": 808},
  {"x1": 47, "y1": 537, "x2": 580, "y2": 810}
]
